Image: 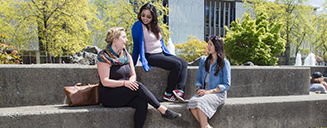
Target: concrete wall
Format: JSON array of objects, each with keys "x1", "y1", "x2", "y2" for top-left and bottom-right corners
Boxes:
[
  {"x1": 1, "y1": 64, "x2": 326, "y2": 128},
  {"x1": 0, "y1": 64, "x2": 310, "y2": 107},
  {"x1": 235, "y1": 2, "x2": 247, "y2": 21},
  {"x1": 309, "y1": 66, "x2": 327, "y2": 76},
  {"x1": 0, "y1": 64, "x2": 99, "y2": 107},
  {"x1": 230, "y1": 66, "x2": 310, "y2": 97}
]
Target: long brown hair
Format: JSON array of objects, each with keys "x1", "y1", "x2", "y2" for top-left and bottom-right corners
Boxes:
[
  {"x1": 204, "y1": 35, "x2": 225, "y2": 76},
  {"x1": 137, "y1": 3, "x2": 161, "y2": 40}
]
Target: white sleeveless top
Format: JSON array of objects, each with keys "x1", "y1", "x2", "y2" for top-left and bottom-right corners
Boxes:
[{"x1": 143, "y1": 25, "x2": 163, "y2": 54}]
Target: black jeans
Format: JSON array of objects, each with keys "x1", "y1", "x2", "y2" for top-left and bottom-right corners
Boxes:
[
  {"x1": 145, "y1": 52, "x2": 188, "y2": 93},
  {"x1": 100, "y1": 82, "x2": 160, "y2": 128}
]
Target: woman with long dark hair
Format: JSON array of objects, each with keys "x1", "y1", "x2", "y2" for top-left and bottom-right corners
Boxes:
[
  {"x1": 132, "y1": 3, "x2": 188, "y2": 103},
  {"x1": 187, "y1": 35, "x2": 231, "y2": 128}
]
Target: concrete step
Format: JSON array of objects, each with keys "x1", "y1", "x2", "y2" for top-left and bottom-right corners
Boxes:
[
  {"x1": 0, "y1": 64, "x2": 311, "y2": 107},
  {"x1": 1, "y1": 92, "x2": 326, "y2": 128}
]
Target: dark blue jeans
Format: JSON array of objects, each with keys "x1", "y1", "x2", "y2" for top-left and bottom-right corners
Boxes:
[{"x1": 145, "y1": 52, "x2": 188, "y2": 92}]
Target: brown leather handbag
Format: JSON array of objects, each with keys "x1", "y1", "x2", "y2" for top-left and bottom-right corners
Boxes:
[{"x1": 63, "y1": 83, "x2": 100, "y2": 106}]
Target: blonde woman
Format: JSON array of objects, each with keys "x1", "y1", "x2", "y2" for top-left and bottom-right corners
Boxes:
[{"x1": 97, "y1": 27, "x2": 181, "y2": 128}]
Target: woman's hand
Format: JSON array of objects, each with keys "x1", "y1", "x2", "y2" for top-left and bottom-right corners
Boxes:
[
  {"x1": 196, "y1": 89, "x2": 211, "y2": 97},
  {"x1": 124, "y1": 80, "x2": 139, "y2": 91}
]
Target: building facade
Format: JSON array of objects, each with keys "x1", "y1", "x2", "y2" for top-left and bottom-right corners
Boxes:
[{"x1": 168, "y1": 0, "x2": 245, "y2": 44}]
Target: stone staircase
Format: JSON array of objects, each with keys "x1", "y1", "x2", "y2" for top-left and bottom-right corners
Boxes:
[{"x1": 0, "y1": 64, "x2": 326, "y2": 128}]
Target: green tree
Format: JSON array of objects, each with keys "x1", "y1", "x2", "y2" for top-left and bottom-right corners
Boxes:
[
  {"x1": 224, "y1": 12, "x2": 286, "y2": 65},
  {"x1": 244, "y1": 0, "x2": 316, "y2": 65},
  {"x1": 0, "y1": 33, "x2": 21, "y2": 64},
  {"x1": 0, "y1": 0, "x2": 98, "y2": 62},
  {"x1": 175, "y1": 36, "x2": 207, "y2": 63},
  {"x1": 313, "y1": 1, "x2": 327, "y2": 62},
  {"x1": 94, "y1": 0, "x2": 171, "y2": 53}
]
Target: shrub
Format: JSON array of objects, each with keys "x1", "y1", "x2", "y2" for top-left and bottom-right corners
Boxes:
[
  {"x1": 0, "y1": 33, "x2": 21, "y2": 64},
  {"x1": 175, "y1": 36, "x2": 207, "y2": 63}
]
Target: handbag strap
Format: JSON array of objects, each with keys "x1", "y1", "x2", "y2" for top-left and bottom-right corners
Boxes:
[
  {"x1": 75, "y1": 83, "x2": 83, "y2": 87},
  {"x1": 74, "y1": 83, "x2": 86, "y2": 90},
  {"x1": 74, "y1": 83, "x2": 93, "y2": 89}
]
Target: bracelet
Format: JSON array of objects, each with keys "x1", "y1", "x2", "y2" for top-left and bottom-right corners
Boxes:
[
  {"x1": 123, "y1": 80, "x2": 126, "y2": 86},
  {"x1": 196, "y1": 86, "x2": 200, "y2": 92}
]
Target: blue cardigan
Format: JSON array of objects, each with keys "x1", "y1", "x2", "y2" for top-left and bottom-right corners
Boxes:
[{"x1": 131, "y1": 21, "x2": 173, "y2": 71}]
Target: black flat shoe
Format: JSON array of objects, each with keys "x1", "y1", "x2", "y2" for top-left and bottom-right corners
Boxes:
[{"x1": 161, "y1": 109, "x2": 181, "y2": 119}]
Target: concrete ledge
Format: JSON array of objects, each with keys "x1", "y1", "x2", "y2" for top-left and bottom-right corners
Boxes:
[
  {"x1": 0, "y1": 93, "x2": 326, "y2": 128},
  {"x1": 309, "y1": 66, "x2": 327, "y2": 76},
  {"x1": 135, "y1": 65, "x2": 311, "y2": 99},
  {"x1": 0, "y1": 64, "x2": 310, "y2": 107},
  {"x1": 0, "y1": 64, "x2": 99, "y2": 107},
  {"x1": 229, "y1": 66, "x2": 310, "y2": 97}
]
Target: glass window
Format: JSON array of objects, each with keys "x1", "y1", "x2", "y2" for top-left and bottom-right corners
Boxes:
[
  {"x1": 205, "y1": 0, "x2": 236, "y2": 38},
  {"x1": 206, "y1": 6, "x2": 209, "y2": 26},
  {"x1": 211, "y1": 6, "x2": 214, "y2": 27}
]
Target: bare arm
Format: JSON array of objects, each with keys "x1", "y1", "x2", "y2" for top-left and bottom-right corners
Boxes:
[
  {"x1": 322, "y1": 81, "x2": 327, "y2": 90},
  {"x1": 128, "y1": 54, "x2": 137, "y2": 81},
  {"x1": 97, "y1": 62, "x2": 124, "y2": 88},
  {"x1": 97, "y1": 57, "x2": 139, "y2": 91}
]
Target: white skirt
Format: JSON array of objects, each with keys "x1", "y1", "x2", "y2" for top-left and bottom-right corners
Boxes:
[{"x1": 187, "y1": 92, "x2": 226, "y2": 119}]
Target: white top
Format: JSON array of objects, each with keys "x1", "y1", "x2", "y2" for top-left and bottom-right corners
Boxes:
[
  {"x1": 143, "y1": 25, "x2": 163, "y2": 54},
  {"x1": 204, "y1": 64, "x2": 213, "y2": 90}
]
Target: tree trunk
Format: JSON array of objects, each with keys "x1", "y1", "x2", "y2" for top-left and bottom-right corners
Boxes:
[{"x1": 285, "y1": 44, "x2": 290, "y2": 65}]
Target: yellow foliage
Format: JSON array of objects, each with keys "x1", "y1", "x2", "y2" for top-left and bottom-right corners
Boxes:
[
  {"x1": 0, "y1": 0, "x2": 98, "y2": 57},
  {"x1": 0, "y1": 33, "x2": 21, "y2": 64},
  {"x1": 94, "y1": 0, "x2": 171, "y2": 54},
  {"x1": 175, "y1": 36, "x2": 207, "y2": 63}
]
